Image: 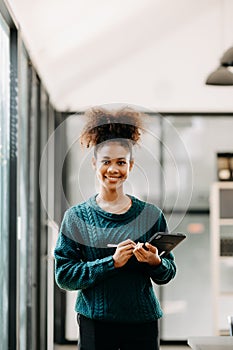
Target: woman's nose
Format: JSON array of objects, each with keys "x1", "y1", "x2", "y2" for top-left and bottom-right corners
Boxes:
[{"x1": 107, "y1": 164, "x2": 118, "y2": 173}]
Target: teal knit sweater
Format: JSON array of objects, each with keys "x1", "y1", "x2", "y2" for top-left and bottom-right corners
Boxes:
[{"x1": 54, "y1": 195, "x2": 176, "y2": 323}]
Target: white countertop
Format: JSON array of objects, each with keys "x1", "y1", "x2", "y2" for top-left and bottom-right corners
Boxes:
[{"x1": 188, "y1": 336, "x2": 233, "y2": 350}]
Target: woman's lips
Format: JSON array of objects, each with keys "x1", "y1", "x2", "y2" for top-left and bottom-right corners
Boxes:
[{"x1": 105, "y1": 176, "x2": 120, "y2": 181}]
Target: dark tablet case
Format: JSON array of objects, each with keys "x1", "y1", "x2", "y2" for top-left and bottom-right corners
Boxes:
[{"x1": 148, "y1": 232, "x2": 186, "y2": 257}]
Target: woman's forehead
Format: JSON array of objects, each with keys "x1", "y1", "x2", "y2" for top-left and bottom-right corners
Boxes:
[{"x1": 96, "y1": 141, "x2": 131, "y2": 158}]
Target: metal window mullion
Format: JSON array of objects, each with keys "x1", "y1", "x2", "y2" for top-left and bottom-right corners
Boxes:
[
  {"x1": 27, "y1": 64, "x2": 39, "y2": 350},
  {"x1": 38, "y1": 85, "x2": 49, "y2": 350},
  {"x1": 8, "y1": 28, "x2": 18, "y2": 350}
]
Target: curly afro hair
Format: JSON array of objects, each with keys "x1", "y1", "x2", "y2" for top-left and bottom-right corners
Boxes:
[{"x1": 80, "y1": 107, "x2": 143, "y2": 149}]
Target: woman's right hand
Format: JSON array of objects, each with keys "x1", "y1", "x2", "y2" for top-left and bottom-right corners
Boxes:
[{"x1": 112, "y1": 239, "x2": 136, "y2": 268}]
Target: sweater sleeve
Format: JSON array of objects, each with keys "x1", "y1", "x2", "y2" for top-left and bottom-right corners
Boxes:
[
  {"x1": 54, "y1": 209, "x2": 116, "y2": 291},
  {"x1": 54, "y1": 232, "x2": 116, "y2": 290},
  {"x1": 147, "y1": 211, "x2": 177, "y2": 285},
  {"x1": 147, "y1": 252, "x2": 176, "y2": 285}
]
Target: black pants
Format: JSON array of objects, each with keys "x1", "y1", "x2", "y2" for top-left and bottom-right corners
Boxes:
[{"x1": 77, "y1": 314, "x2": 159, "y2": 350}]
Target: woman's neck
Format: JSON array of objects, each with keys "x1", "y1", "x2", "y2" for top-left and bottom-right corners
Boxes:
[
  {"x1": 96, "y1": 190, "x2": 132, "y2": 214},
  {"x1": 98, "y1": 189, "x2": 125, "y2": 202}
]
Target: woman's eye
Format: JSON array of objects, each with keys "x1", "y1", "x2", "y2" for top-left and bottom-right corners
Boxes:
[
  {"x1": 118, "y1": 161, "x2": 126, "y2": 165},
  {"x1": 102, "y1": 161, "x2": 110, "y2": 165}
]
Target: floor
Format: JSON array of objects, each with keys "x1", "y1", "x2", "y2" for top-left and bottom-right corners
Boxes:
[{"x1": 54, "y1": 345, "x2": 190, "y2": 350}]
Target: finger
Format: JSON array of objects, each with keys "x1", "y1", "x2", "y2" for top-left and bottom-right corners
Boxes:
[
  {"x1": 125, "y1": 250, "x2": 135, "y2": 257},
  {"x1": 145, "y1": 242, "x2": 157, "y2": 253},
  {"x1": 133, "y1": 250, "x2": 144, "y2": 259},
  {"x1": 133, "y1": 247, "x2": 147, "y2": 259},
  {"x1": 133, "y1": 250, "x2": 146, "y2": 261},
  {"x1": 119, "y1": 242, "x2": 136, "y2": 250},
  {"x1": 118, "y1": 243, "x2": 136, "y2": 252},
  {"x1": 118, "y1": 239, "x2": 136, "y2": 247},
  {"x1": 134, "y1": 242, "x2": 144, "y2": 249},
  {"x1": 134, "y1": 242, "x2": 146, "y2": 253},
  {"x1": 121, "y1": 246, "x2": 135, "y2": 254},
  {"x1": 117, "y1": 249, "x2": 135, "y2": 260}
]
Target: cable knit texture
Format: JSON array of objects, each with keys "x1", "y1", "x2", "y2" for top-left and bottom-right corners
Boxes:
[{"x1": 54, "y1": 195, "x2": 176, "y2": 323}]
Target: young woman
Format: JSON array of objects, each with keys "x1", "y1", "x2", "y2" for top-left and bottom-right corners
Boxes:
[{"x1": 54, "y1": 107, "x2": 176, "y2": 350}]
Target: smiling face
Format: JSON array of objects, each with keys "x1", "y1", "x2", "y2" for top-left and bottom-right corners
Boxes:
[{"x1": 92, "y1": 141, "x2": 134, "y2": 193}]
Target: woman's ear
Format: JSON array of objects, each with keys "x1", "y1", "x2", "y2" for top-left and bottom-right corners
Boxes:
[
  {"x1": 129, "y1": 159, "x2": 134, "y2": 171},
  {"x1": 92, "y1": 156, "x2": 96, "y2": 170}
]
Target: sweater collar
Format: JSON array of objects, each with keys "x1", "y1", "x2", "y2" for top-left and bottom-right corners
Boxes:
[{"x1": 88, "y1": 194, "x2": 144, "y2": 221}]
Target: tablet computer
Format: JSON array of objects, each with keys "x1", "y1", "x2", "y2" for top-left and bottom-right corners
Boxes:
[{"x1": 147, "y1": 232, "x2": 186, "y2": 257}]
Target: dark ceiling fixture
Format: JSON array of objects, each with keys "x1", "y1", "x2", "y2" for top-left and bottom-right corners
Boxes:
[
  {"x1": 206, "y1": 66, "x2": 233, "y2": 85},
  {"x1": 205, "y1": 46, "x2": 233, "y2": 85},
  {"x1": 221, "y1": 46, "x2": 233, "y2": 66}
]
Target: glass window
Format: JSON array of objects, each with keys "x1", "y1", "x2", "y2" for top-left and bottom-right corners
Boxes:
[
  {"x1": 163, "y1": 116, "x2": 233, "y2": 212},
  {"x1": 161, "y1": 213, "x2": 213, "y2": 339},
  {"x1": 161, "y1": 114, "x2": 233, "y2": 340},
  {"x1": 0, "y1": 12, "x2": 10, "y2": 350}
]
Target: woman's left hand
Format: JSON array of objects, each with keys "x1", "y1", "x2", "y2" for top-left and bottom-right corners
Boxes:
[{"x1": 133, "y1": 242, "x2": 161, "y2": 266}]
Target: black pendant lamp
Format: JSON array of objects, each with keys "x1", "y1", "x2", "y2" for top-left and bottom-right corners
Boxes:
[
  {"x1": 221, "y1": 47, "x2": 233, "y2": 66},
  {"x1": 206, "y1": 65, "x2": 233, "y2": 85},
  {"x1": 205, "y1": 46, "x2": 233, "y2": 85}
]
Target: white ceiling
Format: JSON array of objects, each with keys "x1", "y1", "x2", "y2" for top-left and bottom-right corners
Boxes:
[{"x1": 6, "y1": 0, "x2": 233, "y2": 112}]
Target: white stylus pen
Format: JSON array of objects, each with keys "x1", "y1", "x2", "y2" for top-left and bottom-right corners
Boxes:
[{"x1": 107, "y1": 244, "x2": 118, "y2": 247}]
